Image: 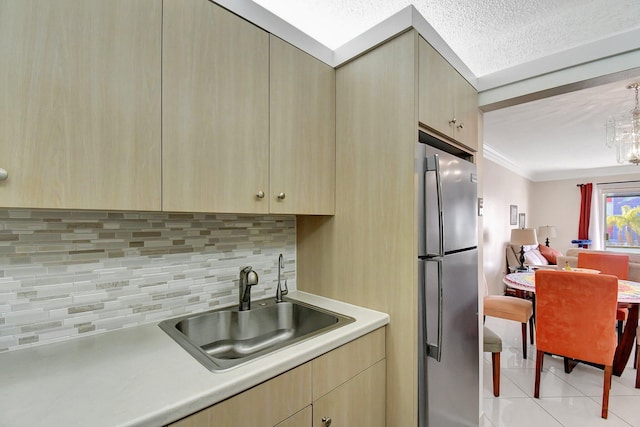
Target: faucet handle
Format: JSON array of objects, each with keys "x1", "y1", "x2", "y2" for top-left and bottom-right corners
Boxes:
[
  {"x1": 246, "y1": 270, "x2": 259, "y2": 286},
  {"x1": 276, "y1": 279, "x2": 288, "y2": 302}
]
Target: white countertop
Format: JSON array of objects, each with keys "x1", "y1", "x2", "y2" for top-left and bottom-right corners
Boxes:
[{"x1": 0, "y1": 291, "x2": 389, "y2": 427}]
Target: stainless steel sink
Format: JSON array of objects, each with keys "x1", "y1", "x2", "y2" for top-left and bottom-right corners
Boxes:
[{"x1": 159, "y1": 298, "x2": 354, "y2": 371}]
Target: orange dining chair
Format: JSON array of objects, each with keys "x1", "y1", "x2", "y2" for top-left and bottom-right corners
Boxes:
[
  {"x1": 483, "y1": 275, "x2": 534, "y2": 359},
  {"x1": 534, "y1": 270, "x2": 618, "y2": 419},
  {"x1": 577, "y1": 252, "x2": 630, "y2": 342}
]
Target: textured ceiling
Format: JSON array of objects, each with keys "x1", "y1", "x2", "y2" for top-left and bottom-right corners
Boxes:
[
  {"x1": 484, "y1": 75, "x2": 640, "y2": 180},
  {"x1": 252, "y1": 0, "x2": 640, "y2": 77},
  {"x1": 252, "y1": 0, "x2": 640, "y2": 179}
]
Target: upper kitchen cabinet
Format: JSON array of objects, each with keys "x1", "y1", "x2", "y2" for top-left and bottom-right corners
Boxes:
[
  {"x1": 0, "y1": 0, "x2": 162, "y2": 210},
  {"x1": 162, "y1": 0, "x2": 270, "y2": 214},
  {"x1": 418, "y1": 37, "x2": 478, "y2": 151},
  {"x1": 269, "y1": 36, "x2": 336, "y2": 215}
]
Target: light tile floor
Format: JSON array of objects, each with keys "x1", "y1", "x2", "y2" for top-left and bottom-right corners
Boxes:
[{"x1": 481, "y1": 317, "x2": 640, "y2": 427}]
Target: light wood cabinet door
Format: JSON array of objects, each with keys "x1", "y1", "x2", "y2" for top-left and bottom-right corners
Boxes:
[
  {"x1": 312, "y1": 327, "x2": 385, "y2": 399},
  {"x1": 313, "y1": 360, "x2": 386, "y2": 427},
  {"x1": 419, "y1": 37, "x2": 456, "y2": 139},
  {"x1": 452, "y1": 75, "x2": 479, "y2": 150},
  {"x1": 418, "y1": 37, "x2": 478, "y2": 150},
  {"x1": 269, "y1": 36, "x2": 336, "y2": 215},
  {"x1": 0, "y1": 0, "x2": 161, "y2": 210},
  {"x1": 163, "y1": 0, "x2": 269, "y2": 213},
  {"x1": 274, "y1": 406, "x2": 312, "y2": 427},
  {"x1": 169, "y1": 363, "x2": 312, "y2": 427}
]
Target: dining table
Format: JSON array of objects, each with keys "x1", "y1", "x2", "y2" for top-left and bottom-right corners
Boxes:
[{"x1": 503, "y1": 271, "x2": 640, "y2": 376}]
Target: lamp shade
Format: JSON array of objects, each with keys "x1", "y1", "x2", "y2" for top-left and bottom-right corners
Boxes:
[
  {"x1": 537, "y1": 225, "x2": 557, "y2": 240},
  {"x1": 511, "y1": 228, "x2": 538, "y2": 246}
]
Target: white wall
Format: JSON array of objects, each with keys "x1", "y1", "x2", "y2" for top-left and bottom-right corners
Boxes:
[{"x1": 482, "y1": 159, "x2": 532, "y2": 294}]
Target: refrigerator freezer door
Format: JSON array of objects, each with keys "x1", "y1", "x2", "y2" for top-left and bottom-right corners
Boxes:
[
  {"x1": 420, "y1": 249, "x2": 479, "y2": 427},
  {"x1": 422, "y1": 145, "x2": 478, "y2": 256}
]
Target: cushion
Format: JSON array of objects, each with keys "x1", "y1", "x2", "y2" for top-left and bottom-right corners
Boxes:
[
  {"x1": 524, "y1": 248, "x2": 549, "y2": 266},
  {"x1": 484, "y1": 295, "x2": 533, "y2": 323},
  {"x1": 483, "y1": 327, "x2": 502, "y2": 353},
  {"x1": 538, "y1": 244, "x2": 562, "y2": 264}
]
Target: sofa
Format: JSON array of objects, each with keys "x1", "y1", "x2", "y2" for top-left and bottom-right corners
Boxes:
[
  {"x1": 506, "y1": 244, "x2": 562, "y2": 272},
  {"x1": 557, "y1": 248, "x2": 640, "y2": 282}
]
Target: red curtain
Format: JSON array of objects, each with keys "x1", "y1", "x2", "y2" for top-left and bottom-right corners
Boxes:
[{"x1": 578, "y1": 183, "x2": 593, "y2": 240}]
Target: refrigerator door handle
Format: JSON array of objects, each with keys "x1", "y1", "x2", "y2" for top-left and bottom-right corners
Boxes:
[
  {"x1": 425, "y1": 155, "x2": 445, "y2": 257},
  {"x1": 425, "y1": 257, "x2": 443, "y2": 362}
]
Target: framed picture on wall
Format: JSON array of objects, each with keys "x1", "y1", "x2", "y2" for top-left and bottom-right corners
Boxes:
[
  {"x1": 519, "y1": 213, "x2": 526, "y2": 229},
  {"x1": 510, "y1": 205, "x2": 518, "y2": 225}
]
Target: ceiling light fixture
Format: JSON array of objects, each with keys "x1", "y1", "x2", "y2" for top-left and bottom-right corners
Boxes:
[{"x1": 606, "y1": 82, "x2": 640, "y2": 165}]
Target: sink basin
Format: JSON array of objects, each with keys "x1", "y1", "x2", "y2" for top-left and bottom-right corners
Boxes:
[{"x1": 159, "y1": 298, "x2": 354, "y2": 371}]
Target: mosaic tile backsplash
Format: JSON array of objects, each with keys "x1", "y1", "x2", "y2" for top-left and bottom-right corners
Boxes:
[{"x1": 0, "y1": 209, "x2": 296, "y2": 352}]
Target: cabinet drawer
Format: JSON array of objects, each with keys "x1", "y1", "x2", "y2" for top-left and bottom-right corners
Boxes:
[
  {"x1": 169, "y1": 363, "x2": 311, "y2": 427},
  {"x1": 312, "y1": 327, "x2": 385, "y2": 399},
  {"x1": 313, "y1": 360, "x2": 386, "y2": 427},
  {"x1": 275, "y1": 406, "x2": 312, "y2": 427}
]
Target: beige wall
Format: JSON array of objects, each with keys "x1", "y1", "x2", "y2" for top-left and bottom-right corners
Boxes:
[
  {"x1": 482, "y1": 159, "x2": 639, "y2": 295},
  {"x1": 530, "y1": 172, "x2": 640, "y2": 254},
  {"x1": 529, "y1": 178, "x2": 582, "y2": 255},
  {"x1": 482, "y1": 159, "x2": 532, "y2": 294}
]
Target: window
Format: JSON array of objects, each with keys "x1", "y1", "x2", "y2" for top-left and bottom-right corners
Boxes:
[{"x1": 604, "y1": 194, "x2": 640, "y2": 251}]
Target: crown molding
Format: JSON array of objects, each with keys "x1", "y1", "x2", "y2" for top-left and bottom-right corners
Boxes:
[
  {"x1": 483, "y1": 145, "x2": 535, "y2": 181},
  {"x1": 485, "y1": 144, "x2": 640, "y2": 182}
]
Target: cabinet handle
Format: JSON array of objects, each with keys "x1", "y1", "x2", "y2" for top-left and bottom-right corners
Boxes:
[
  {"x1": 448, "y1": 118, "x2": 457, "y2": 126},
  {"x1": 321, "y1": 417, "x2": 332, "y2": 426},
  {"x1": 256, "y1": 191, "x2": 265, "y2": 199},
  {"x1": 277, "y1": 192, "x2": 286, "y2": 200},
  {"x1": 456, "y1": 122, "x2": 464, "y2": 130},
  {"x1": 0, "y1": 168, "x2": 7, "y2": 181}
]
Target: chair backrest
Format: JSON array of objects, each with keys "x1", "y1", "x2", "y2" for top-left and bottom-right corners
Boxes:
[
  {"x1": 535, "y1": 270, "x2": 618, "y2": 365},
  {"x1": 577, "y1": 252, "x2": 629, "y2": 279}
]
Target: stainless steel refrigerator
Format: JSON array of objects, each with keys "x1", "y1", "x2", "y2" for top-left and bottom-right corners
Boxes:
[{"x1": 417, "y1": 133, "x2": 479, "y2": 427}]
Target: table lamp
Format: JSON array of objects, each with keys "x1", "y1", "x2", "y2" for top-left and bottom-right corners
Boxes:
[
  {"x1": 537, "y1": 225, "x2": 557, "y2": 247},
  {"x1": 511, "y1": 228, "x2": 538, "y2": 271}
]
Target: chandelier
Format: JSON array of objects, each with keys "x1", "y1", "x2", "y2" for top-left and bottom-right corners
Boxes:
[{"x1": 606, "y1": 82, "x2": 640, "y2": 165}]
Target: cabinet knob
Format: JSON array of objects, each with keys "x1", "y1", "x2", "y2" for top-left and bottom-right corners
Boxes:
[
  {"x1": 0, "y1": 168, "x2": 7, "y2": 181},
  {"x1": 448, "y1": 118, "x2": 457, "y2": 126},
  {"x1": 321, "y1": 417, "x2": 332, "y2": 426},
  {"x1": 256, "y1": 191, "x2": 265, "y2": 199},
  {"x1": 456, "y1": 123, "x2": 464, "y2": 130},
  {"x1": 277, "y1": 192, "x2": 286, "y2": 200}
]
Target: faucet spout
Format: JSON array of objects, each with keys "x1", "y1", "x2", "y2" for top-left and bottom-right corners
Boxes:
[
  {"x1": 276, "y1": 254, "x2": 288, "y2": 303},
  {"x1": 239, "y1": 266, "x2": 258, "y2": 311}
]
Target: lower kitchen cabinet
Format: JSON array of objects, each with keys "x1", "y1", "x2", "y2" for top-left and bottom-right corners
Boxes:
[
  {"x1": 313, "y1": 360, "x2": 386, "y2": 427},
  {"x1": 275, "y1": 406, "x2": 312, "y2": 427},
  {"x1": 311, "y1": 327, "x2": 386, "y2": 427},
  {"x1": 168, "y1": 363, "x2": 311, "y2": 427},
  {"x1": 168, "y1": 328, "x2": 385, "y2": 427}
]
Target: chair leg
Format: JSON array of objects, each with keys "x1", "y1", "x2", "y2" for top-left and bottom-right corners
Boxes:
[
  {"x1": 491, "y1": 352, "x2": 500, "y2": 397},
  {"x1": 534, "y1": 350, "x2": 543, "y2": 398},
  {"x1": 635, "y1": 342, "x2": 640, "y2": 388},
  {"x1": 521, "y1": 322, "x2": 528, "y2": 359},
  {"x1": 617, "y1": 320, "x2": 624, "y2": 344},
  {"x1": 529, "y1": 316, "x2": 535, "y2": 344},
  {"x1": 602, "y1": 365, "x2": 612, "y2": 419}
]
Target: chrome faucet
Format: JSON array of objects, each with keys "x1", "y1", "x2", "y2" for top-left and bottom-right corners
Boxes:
[
  {"x1": 239, "y1": 266, "x2": 259, "y2": 311},
  {"x1": 275, "y1": 254, "x2": 288, "y2": 303}
]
